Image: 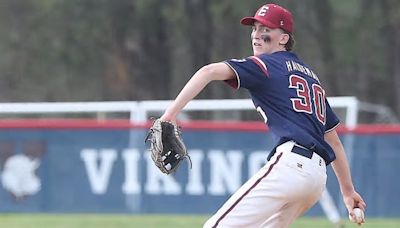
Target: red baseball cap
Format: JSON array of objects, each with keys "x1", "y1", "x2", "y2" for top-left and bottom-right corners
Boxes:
[{"x1": 240, "y1": 4, "x2": 294, "y2": 33}]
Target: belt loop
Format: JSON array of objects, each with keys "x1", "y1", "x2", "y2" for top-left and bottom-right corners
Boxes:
[{"x1": 291, "y1": 144, "x2": 313, "y2": 159}]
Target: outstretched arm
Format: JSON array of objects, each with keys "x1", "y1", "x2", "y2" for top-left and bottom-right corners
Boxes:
[
  {"x1": 160, "y1": 62, "x2": 235, "y2": 122},
  {"x1": 325, "y1": 130, "x2": 366, "y2": 223}
]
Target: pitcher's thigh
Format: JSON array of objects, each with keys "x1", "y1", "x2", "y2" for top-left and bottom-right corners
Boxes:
[
  {"x1": 204, "y1": 155, "x2": 286, "y2": 227},
  {"x1": 261, "y1": 195, "x2": 321, "y2": 228}
]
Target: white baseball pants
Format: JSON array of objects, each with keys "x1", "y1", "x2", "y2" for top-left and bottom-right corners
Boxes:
[{"x1": 204, "y1": 141, "x2": 327, "y2": 228}]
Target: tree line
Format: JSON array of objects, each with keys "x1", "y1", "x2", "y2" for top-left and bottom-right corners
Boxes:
[{"x1": 0, "y1": 0, "x2": 399, "y2": 121}]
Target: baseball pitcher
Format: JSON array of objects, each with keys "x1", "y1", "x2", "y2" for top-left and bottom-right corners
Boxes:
[{"x1": 152, "y1": 3, "x2": 366, "y2": 227}]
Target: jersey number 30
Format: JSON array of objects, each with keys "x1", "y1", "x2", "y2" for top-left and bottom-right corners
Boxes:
[{"x1": 289, "y1": 75, "x2": 326, "y2": 124}]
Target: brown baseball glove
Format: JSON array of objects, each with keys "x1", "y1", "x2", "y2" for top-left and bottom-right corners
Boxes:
[{"x1": 145, "y1": 119, "x2": 191, "y2": 174}]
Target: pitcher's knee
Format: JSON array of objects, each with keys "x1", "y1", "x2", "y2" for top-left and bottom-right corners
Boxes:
[{"x1": 203, "y1": 218, "x2": 214, "y2": 228}]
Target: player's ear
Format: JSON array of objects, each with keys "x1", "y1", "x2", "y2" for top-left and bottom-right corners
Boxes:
[{"x1": 279, "y1": 33, "x2": 290, "y2": 46}]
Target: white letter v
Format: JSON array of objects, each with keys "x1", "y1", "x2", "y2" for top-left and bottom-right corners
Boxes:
[{"x1": 81, "y1": 149, "x2": 117, "y2": 194}]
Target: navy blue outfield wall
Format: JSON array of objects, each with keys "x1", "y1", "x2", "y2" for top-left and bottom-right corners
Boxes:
[{"x1": 0, "y1": 119, "x2": 398, "y2": 217}]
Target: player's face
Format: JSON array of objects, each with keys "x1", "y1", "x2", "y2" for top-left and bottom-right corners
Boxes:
[{"x1": 251, "y1": 21, "x2": 288, "y2": 55}]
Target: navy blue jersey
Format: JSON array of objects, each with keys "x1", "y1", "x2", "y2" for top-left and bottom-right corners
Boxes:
[{"x1": 224, "y1": 51, "x2": 340, "y2": 164}]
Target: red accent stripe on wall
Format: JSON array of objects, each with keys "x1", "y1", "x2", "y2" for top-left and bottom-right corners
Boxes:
[
  {"x1": 180, "y1": 120, "x2": 268, "y2": 132},
  {"x1": 0, "y1": 119, "x2": 399, "y2": 134},
  {"x1": 0, "y1": 119, "x2": 147, "y2": 129},
  {"x1": 338, "y1": 124, "x2": 400, "y2": 134}
]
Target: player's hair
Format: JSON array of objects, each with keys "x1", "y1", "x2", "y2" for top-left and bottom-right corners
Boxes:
[
  {"x1": 285, "y1": 33, "x2": 295, "y2": 51},
  {"x1": 279, "y1": 29, "x2": 295, "y2": 51}
]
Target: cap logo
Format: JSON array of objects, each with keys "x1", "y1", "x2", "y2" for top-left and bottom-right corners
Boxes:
[
  {"x1": 280, "y1": 21, "x2": 284, "y2": 26},
  {"x1": 257, "y1": 6, "x2": 269, "y2": 17}
]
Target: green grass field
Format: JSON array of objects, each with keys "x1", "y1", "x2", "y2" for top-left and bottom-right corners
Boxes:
[{"x1": 0, "y1": 214, "x2": 399, "y2": 228}]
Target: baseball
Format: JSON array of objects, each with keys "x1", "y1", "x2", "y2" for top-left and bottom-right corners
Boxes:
[{"x1": 349, "y1": 208, "x2": 365, "y2": 224}]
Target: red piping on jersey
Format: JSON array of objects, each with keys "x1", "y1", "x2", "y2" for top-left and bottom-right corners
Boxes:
[
  {"x1": 223, "y1": 62, "x2": 241, "y2": 89},
  {"x1": 249, "y1": 56, "x2": 270, "y2": 77},
  {"x1": 211, "y1": 152, "x2": 283, "y2": 228}
]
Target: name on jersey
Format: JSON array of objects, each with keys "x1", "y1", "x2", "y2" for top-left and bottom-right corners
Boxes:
[{"x1": 286, "y1": 60, "x2": 320, "y2": 82}]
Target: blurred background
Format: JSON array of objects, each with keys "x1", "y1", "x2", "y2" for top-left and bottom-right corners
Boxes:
[
  {"x1": 0, "y1": 0, "x2": 400, "y2": 227},
  {"x1": 0, "y1": 0, "x2": 399, "y2": 119}
]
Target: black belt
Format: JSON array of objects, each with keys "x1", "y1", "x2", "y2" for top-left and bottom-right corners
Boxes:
[{"x1": 291, "y1": 145, "x2": 314, "y2": 159}]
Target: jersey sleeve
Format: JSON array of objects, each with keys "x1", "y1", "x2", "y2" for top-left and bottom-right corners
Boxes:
[
  {"x1": 325, "y1": 99, "x2": 340, "y2": 133},
  {"x1": 223, "y1": 56, "x2": 270, "y2": 90}
]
